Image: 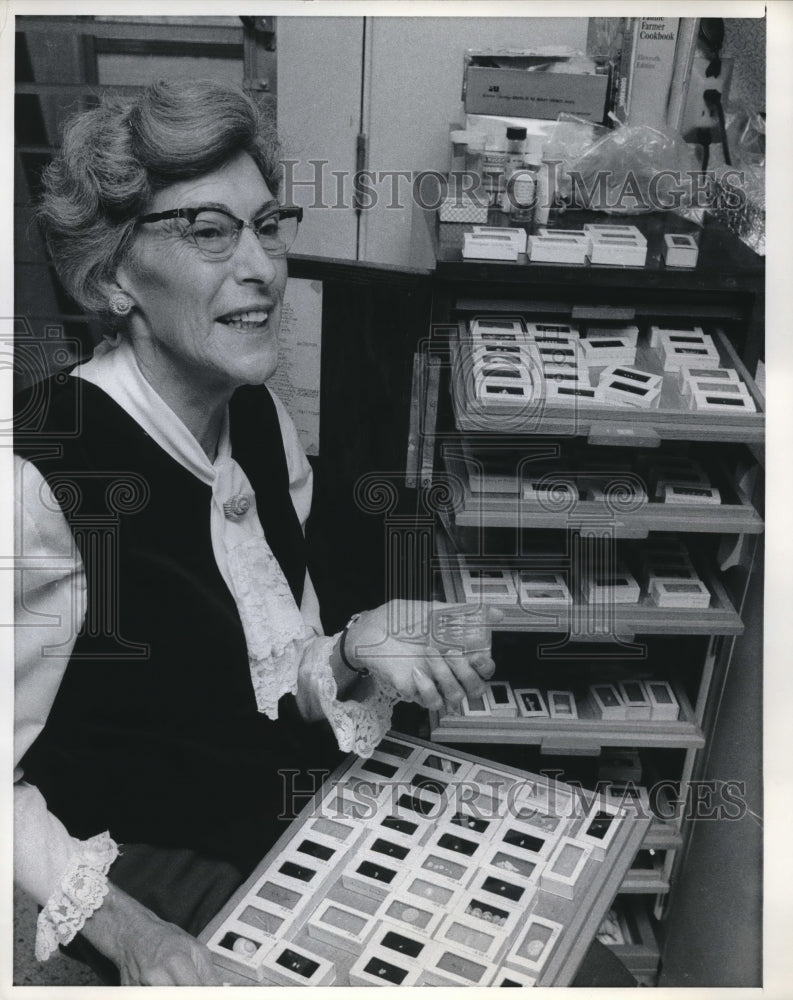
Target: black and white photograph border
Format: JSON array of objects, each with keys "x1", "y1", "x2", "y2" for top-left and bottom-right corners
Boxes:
[{"x1": 1, "y1": 1, "x2": 791, "y2": 996}]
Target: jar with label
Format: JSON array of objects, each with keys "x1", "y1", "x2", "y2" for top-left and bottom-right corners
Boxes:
[
  {"x1": 482, "y1": 132, "x2": 507, "y2": 209},
  {"x1": 505, "y1": 126, "x2": 527, "y2": 175}
]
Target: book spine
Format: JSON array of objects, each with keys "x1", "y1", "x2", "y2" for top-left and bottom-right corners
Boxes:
[
  {"x1": 666, "y1": 18, "x2": 700, "y2": 133},
  {"x1": 613, "y1": 17, "x2": 637, "y2": 124},
  {"x1": 627, "y1": 16, "x2": 680, "y2": 130}
]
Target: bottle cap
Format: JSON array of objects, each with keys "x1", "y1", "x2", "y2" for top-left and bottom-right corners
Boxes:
[{"x1": 506, "y1": 126, "x2": 528, "y2": 141}]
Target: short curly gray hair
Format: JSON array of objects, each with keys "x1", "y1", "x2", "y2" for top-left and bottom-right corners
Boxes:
[{"x1": 38, "y1": 78, "x2": 281, "y2": 315}]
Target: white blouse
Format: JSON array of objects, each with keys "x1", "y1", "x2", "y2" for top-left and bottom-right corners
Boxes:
[{"x1": 14, "y1": 340, "x2": 398, "y2": 960}]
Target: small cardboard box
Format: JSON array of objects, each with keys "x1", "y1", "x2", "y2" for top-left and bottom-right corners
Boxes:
[{"x1": 464, "y1": 51, "x2": 609, "y2": 123}]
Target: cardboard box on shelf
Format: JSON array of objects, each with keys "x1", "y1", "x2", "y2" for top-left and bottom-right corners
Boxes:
[{"x1": 463, "y1": 50, "x2": 609, "y2": 123}]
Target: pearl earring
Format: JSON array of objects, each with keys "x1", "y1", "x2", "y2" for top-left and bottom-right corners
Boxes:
[{"x1": 110, "y1": 293, "x2": 133, "y2": 316}]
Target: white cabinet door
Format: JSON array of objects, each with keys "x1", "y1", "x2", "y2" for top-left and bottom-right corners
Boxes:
[{"x1": 277, "y1": 17, "x2": 364, "y2": 261}]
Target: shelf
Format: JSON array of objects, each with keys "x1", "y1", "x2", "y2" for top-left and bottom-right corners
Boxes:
[
  {"x1": 603, "y1": 897, "x2": 661, "y2": 977},
  {"x1": 429, "y1": 678, "x2": 704, "y2": 751},
  {"x1": 436, "y1": 536, "x2": 744, "y2": 637},
  {"x1": 620, "y1": 868, "x2": 671, "y2": 895},
  {"x1": 643, "y1": 816, "x2": 683, "y2": 851},
  {"x1": 451, "y1": 329, "x2": 764, "y2": 445},
  {"x1": 443, "y1": 451, "x2": 764, "y2": 538}
]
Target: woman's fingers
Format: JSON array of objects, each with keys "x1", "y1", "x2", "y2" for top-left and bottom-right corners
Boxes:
[
  {"x1": 439, "y1": 648, "x2": 490, "y2": 696},
  {"x1": 411, "y1": 666, "x2": 444, "y2": 711}
]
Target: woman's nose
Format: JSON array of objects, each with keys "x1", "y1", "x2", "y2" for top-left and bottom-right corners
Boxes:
[{"x1": 233, "y1": 225, "x2": 281, "y2": 283}]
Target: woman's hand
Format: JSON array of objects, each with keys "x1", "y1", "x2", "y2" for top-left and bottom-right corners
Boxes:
[
  {"x1": 344, "y1": 601, "x2": 500, "y2": 713},
  {"x1": 81, "y1": 883, "x2": 222, "y2": 985}
]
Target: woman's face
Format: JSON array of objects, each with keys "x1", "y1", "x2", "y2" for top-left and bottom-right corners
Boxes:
[{"x1": 117, "y1": 151, "x2": 287, "y2": 399}]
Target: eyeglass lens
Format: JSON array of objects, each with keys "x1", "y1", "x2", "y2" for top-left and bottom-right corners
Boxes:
[{"x1": 190, "y1": 210, "x2": 298, "y2": 256}]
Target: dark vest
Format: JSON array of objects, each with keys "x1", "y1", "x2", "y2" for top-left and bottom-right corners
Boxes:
[{"x1": 16, "y1": 374, "x2": 341, "y2": 873}]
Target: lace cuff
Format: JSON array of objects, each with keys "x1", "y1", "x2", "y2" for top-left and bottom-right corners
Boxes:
[
  {"x1": 226, "y1": 536, "x2": 314, "y2": 719},
  {"x1": 309, "y1": 636, "x2": 401, "y2": 758},
  {"x1": 34, "y1": 832, "x2": 119, "y2": 961}
]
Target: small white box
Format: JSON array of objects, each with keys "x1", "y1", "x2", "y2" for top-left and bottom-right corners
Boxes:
[
  {"x1": 516, "y1": 572, "x2": 573, "y2": 609},
  {"x1": 475, "y1": 375, "x2": 535, "y2": 408},
  {"x1": 455, "y1": 888, "x2": 526, "y2": 942},
  {"x1": 270, "y1": 850, "x2": 333, "y2": 898},
  {"x1": 583, "y1": 568, "x2": 641, "y2": 605},
  {"x1": 290, "y1": 831, "x2": 347, "y2": 869},
  {"x1": 459, "y1": 690, "x2": 492, "y2": 718},
  {"x1": 661, "y1": 340, "x2": 720, "y2": 373},
  {"x1": 576, "y1": 800, "x2": 625, "y2": 859},
  {"x1": 584, "y1": 223, "x2": 647, "y2": 245},
  {"x1": 469, "y1": 317, "x2": 524, "y2": 340},
  {"x1": 306, "y1": 900, "x2": 379, "y2": 954},
  {"x1": 513, "y1": 687, "x2": 549, "y2": 719},
  {"x1": 504, "y1": 915, "x2": 564, "y2": 974},
  {"x1": 259, "y1": 942, "x2": 336, "y2": 986},
  {"x1": 358, "y1": 828, "x2": 416, "y2": 869},
  {"x1": 650, "y1": 577, "x2": 711, "y2": 609},
  {"x1": 588, "y1": 683, "x2": 628, "y2": 721},
  {"x1": 646, "y1": 680, "x2": 680, "y2": 721},
  {"x1": 416, "y1": 846, "x2": 477, "y2": 890},
  {"x1": 484, "y1": 681, "x2": 519, "y2": 717},
  {"x1": 468, "y1": 864, "x2": 538, "y2": 909},
  {"x1": 684, "y1": 379, "x2": 751, "y2": 406},
  {"x1": 664, "y1": 232, "x2": 699, "y2": 267},
  {"x1": 528, "y1": 231, "x2": 589, "y2": 264},
  {"x1": 472, "y1": 224, "x2": 527, "y2": 253},
  {"x1": 406, "y1": 765, "x2": 455, "y2": 805},
  {"x1": 305, "y1": 812, "x2": 361, "y2": 847},
  {"x1": 469, "y1": 763, "x2": 528, "y2": 802},
  {"x1": 545, "y1": 381, "x2": 601, "y2": 405},
  {"x1": 249, "y1": 873, "x2": 312, "y2": 920},
  {"x1": 677, "y1": 364, "x2": 740, "y2": 392},
  {"x1": 378, "y1": 894, "x2": 445, "y2": 937},
  {"x1": 372, "y1": 809, "x2": 430, "y2": 848},
  {"x1": 663, "y1": 483, "x2": 721, "y2": 505},
  {"x1": 207, "y1": 921, "x2": 275, "y2": 982},
  {"x1": 403, "y1": 870, "x2": 461, "y2": 908},
  {"x1": 526, "y1": 320, "x2": 580, "y2": 340},
  {"x1": 417, "y1": 747, "x2": 472, "y2": 781},
  {"x1": 497, "y1": 819, "x2": 554, "y2": 860},
  {"x1": 580, "y1": 335, "x2": 637, "y2": 366},
  {"x1": 418, "y1": 943, "x2": 496, "y2": 986},
  {"x1": 436, "y1": 912, "x2": 510, "y2": 964},
  {"x1": 341, "y1": 852, "x2": 406, "y2": 900},
  {"x1": 543, "y1": 367, "x2": 586, "y2": 387},
  {"x1": 368, "y1": 918, "x2": 434, "y2": 968},
  {"x1": 597, "y1": 365, "x2": 662, "y2": 408},
  {"x1": 547, "y1": 689, "x2": 579, "y2": 721},
  {"x1": 689, "y1": 387, "x2": 757, "y2": 414},
  {"x1": 231, "y1": 898, "x2": 295, "y2": 942},
  {"x1": 521, "y1": 478, "x2": 578, "y2": 504},
  {"x1": 321, "y1": 779, "x2": 384, "y2": 821},
  {"x1": 537, "y1": 341, "x2": 579, "y2": 367},
  {"x1": 649, "y1": 323, "x2": 704, "y2": 350},
  {"x1": 349, "y1": 947, "x2": 422, "y2": 987},
  {"x1": 463, "y1": 232, "x2": 520, "y2": 261},
  {"x1": 587, "y1": 324, "x2": 640, "y2": 349},
  {"x1": 460, "y1": 565, "x2": 519, "y2": 604},
  {"x1": 617, "y1": 679, "x2": 652, "y2": 719},
  {"x1": 448, "y1": 807, "x2": 499, "y2": 841},
  {"x1": 371, "y1": 734, "x2": 420, "y2": 766},
  {"x1": 540, "y1": 837, "x2": 592, "y2": 898},
  {"x1": 430, "y1": 823, "x2": 488, "y2": 864},
  {"x1": 588, "y1": 234, "x2": 647, "y2": 267},
  {"x1": 511, "y1": 798, "x2": 567, "y2": 838}
]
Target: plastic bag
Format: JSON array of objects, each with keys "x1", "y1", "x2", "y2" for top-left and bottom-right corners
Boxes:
[{"x1": 546, "y1": 114, "x2": 701, "y2": 216}]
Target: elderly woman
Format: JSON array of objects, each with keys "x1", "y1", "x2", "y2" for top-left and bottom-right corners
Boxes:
[{"x1": 14, "y1": 78, "x2": 495, "y2": 985}]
